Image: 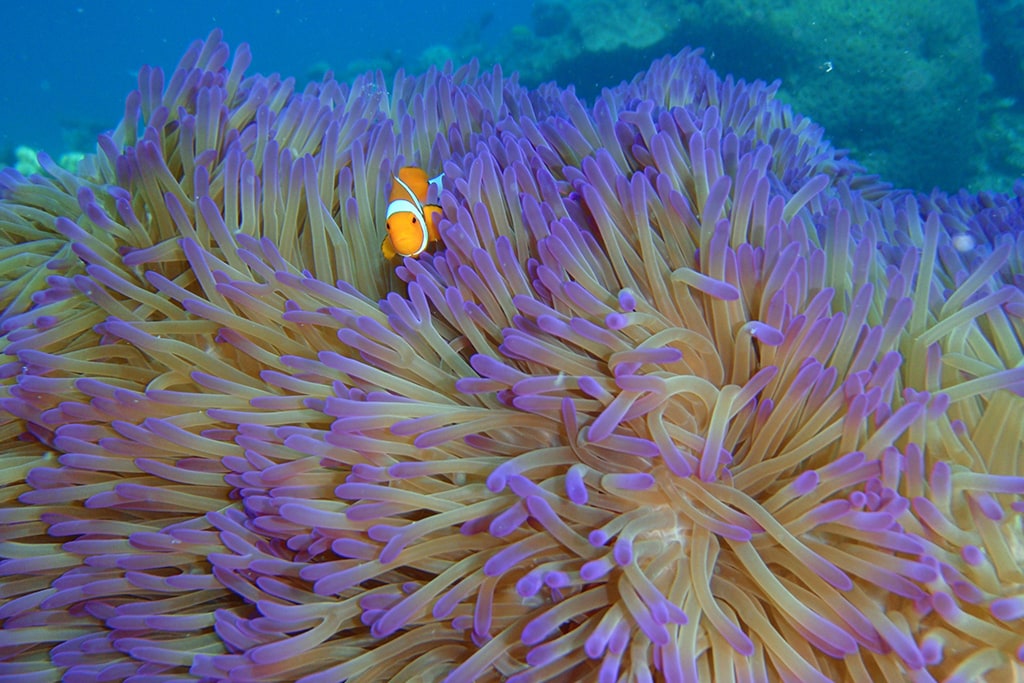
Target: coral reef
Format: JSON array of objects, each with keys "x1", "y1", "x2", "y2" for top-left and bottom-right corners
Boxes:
[
  {"x1": 973, "y1": 100, "x2": 1024, "y2": 193},
  {"x1": 10, "y1": 145, "x2": 84, "y2": 177},
  {"x1": 711, "y1": 0, "x2": 984, "y2": 192},
  {"x1": 1, "y1": 29, "x2": 1023, "y2": 682},
  {"x1": 978, "y1": 0, "x2": 1024, "y2": 100},
  {"x1": 506, "y1": 0, "x2": 987, "y2": 192}
]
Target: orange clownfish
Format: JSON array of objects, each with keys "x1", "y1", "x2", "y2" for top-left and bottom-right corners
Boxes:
[{"x1": 381, "y1": 167, "x2": 444, "y2": 260}]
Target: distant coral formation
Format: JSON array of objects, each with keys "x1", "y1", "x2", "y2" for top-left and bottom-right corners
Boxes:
[{"x1": 503, "y1": 0, "x2": 989, "y2": 192}]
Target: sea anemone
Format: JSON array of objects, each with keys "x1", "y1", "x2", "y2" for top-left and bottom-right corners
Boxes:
[{"x1": 1, "y1": 29, "x2": 1023, "y2": 682}]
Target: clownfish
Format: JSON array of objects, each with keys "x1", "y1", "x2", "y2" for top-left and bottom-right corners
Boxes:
[{"x1": 381, "y1": 167, "x2": 444, "y2": 260}]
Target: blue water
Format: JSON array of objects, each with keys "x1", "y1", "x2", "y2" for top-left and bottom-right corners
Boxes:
[{"x1": 0, "y1": 2, "x2": 527, "y2": 157}]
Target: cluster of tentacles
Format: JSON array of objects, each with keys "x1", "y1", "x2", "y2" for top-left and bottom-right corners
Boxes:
[{"x1": 1, "y1": 29, "x2": 1022, "y2": 683}]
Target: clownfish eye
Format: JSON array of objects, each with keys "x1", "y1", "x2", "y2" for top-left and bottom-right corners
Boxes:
[
  {"x1": 411, "y1": 217, "x2": 417, "y2": 224},
  {"x1": 386, "y1": 222, "x2": 391, "y2": 231}
]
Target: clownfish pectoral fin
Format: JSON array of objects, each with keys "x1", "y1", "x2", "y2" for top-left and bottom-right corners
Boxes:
[
  {"x1": 427, "y1": 172, "x2": 444, "y2": 193},
  {"x1": 382, "y1": 235, "x2": 397, "y2": 260}
]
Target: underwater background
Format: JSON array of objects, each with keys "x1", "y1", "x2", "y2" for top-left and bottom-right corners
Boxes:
[{"x1": 3, "y1": 0, "x2": 1023, "y2": 193}]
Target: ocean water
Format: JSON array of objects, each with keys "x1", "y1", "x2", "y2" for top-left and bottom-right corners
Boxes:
[{"x1": 0, "y1": 1, "x2": 528, "y2": 158}]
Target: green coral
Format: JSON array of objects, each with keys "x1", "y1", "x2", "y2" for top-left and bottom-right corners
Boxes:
[
  {"x1": 970, "y1": 98, "x2": 1024, "y2": 193},
  {"x1": 12, "y1": 146, "x2": 84, "y2": 176}
]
